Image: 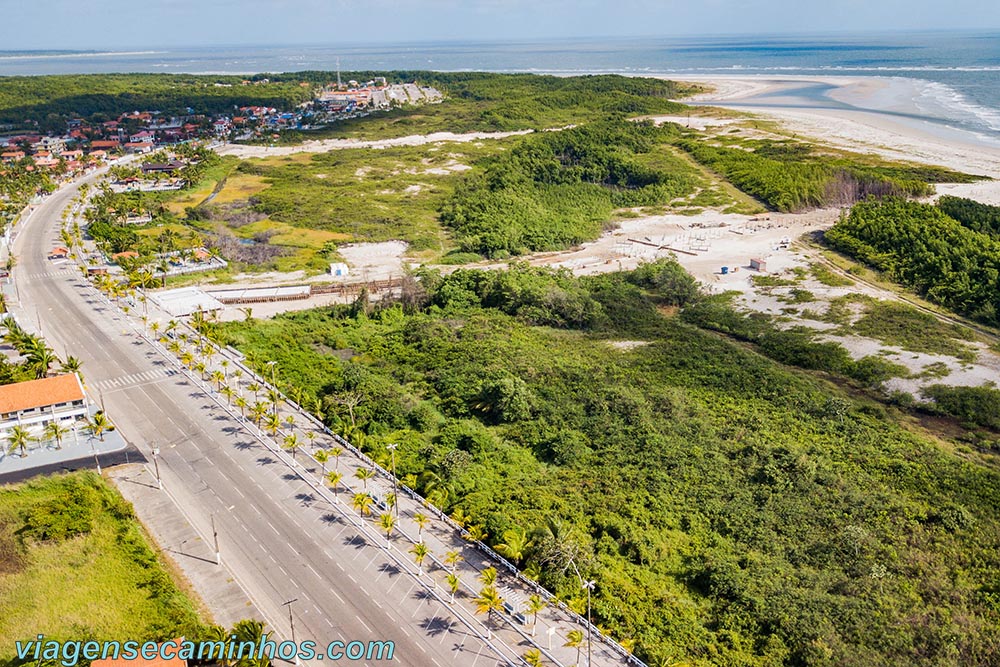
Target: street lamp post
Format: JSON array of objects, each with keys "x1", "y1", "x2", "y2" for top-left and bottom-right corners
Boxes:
[
  {"x1": 386, "y1": 443, "x2": 398, "y2": 518},
  {"x1": 151, "y1": 446, "x2": 162, "y2": 489},
  {"x1": 266, "y1": 360, "x2": 278, "y2": 417},
  {"x1": 211, "y1": 513, "x2": 220, "y2": 565},
  {"x1": 282, "y1": 598, "x2": 299, "y2": 665}
]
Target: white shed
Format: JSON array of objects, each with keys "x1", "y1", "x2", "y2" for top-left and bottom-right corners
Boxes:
[{"x1": 329, "y1": 262, "x2": 350, "y2": 277}]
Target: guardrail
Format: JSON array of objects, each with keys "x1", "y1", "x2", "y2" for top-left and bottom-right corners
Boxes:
[{"x1": 88, "y1": 271, "x2": 647, "y2": 667}]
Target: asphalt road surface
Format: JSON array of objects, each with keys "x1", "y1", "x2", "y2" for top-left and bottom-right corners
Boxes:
[{"x1": 13, "y1": 172, "x2": 516, "y2": 667}]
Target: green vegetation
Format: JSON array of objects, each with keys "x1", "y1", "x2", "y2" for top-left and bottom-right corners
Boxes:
[
  {"x1": 826, "y1": 197, "x2": 1000, "y2": 326},
  {"x1": 0, "y1": 473, "x2": 205, "y2": 661},
  {"x1": 809, "y1": 262, "x2": 856, "y2": 287},
  {"x1": 441, "y1": 121, "x2": 703, "y2": 256},
  {"x1": 205, "y1": 261, "x2": 1000, "y2": 666},
  {"x1": 278, "y1": 72, "x2": 699, "y2": 141},
  {"x1": 846, "y1": 301, "x2": 977, "y2": 362},
  {"x1": 677, "y1": 139, "x2": 977, "y2": 212},
  {"x1": 0, "y1": 73, "x2": 312, "y2": 132},
  {"x1": 922, "y1": 384, "x2": 1000, "y2": 432},
  {"x1": 238, "y1": 140, "x2": 503, "y2": 254},
  {"x1": 0, "y1": 160, "x2": 55, "y2": 225},
  {"x1": 936, "y1": 195, "x2": 1000, "y2": 236}
]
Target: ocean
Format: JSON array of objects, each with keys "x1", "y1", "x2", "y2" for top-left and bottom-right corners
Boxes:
[{"x1": 1, "y1": 31, "x2": 998, "y2": 142}]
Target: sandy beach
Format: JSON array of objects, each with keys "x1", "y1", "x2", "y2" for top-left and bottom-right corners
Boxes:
[{"x1": 675, "y1": 74, "x2": 1000, "y2": 186}]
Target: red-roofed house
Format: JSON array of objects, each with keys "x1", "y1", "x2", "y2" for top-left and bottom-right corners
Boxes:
[
  {"x1": 91, "y1": 639, "x2": 188, "y2": 667},
  {"x1": 50, "y1": 247, "x2": 69, "y2": 258},
  {"x1": 0, "y1": 374, "x2": 87, "y2": 433}
]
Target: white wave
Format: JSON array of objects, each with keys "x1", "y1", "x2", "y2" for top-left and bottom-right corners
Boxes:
[
  {"x1": 912, "y1": 80, "x2": 1000, "y2": 132},
  {"x1": 0, "y1": 51, "x2": 163, "y2": 61}
]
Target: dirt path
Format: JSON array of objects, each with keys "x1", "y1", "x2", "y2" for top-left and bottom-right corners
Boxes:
[{"x1": 215, "y1": 129, "x2": 535, "y2": 158}]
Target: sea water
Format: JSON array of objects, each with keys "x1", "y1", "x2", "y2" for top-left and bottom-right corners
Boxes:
[{"x1": 1, "y1": 31, "x2": 998, "y2": 141}]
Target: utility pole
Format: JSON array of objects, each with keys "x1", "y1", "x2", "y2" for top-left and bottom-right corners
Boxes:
[{"x1": 336, "y1": 57, "x2": 342, "y2": 89}]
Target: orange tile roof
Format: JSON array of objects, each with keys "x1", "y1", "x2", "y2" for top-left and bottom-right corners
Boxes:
[
  {"x1": 92, "y1": 639, "x2": 187, "y2": 667},
  {"x1": 0, "y1": 374, "x2": 84, "y2": 414}
]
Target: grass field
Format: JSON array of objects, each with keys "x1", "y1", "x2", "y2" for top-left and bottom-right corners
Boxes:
[{"x1": 0, "y1": 473, "x2": 205, "y2": 659}]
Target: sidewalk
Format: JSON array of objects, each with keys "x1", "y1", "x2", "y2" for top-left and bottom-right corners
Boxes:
[
  {"x1": 133, "y1": 302, "x2": 640, "y2": 667},
  {"x1": 48, "y1": 220, "x2": 643, "y2": 667},
  {"x1": 109, "y1": 463, "x2": 263, "y2": 630}
]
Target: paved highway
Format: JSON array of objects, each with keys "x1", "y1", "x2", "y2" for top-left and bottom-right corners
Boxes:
[{"x1": 13, "y1": 173, "x2": 513, "y2": 666}]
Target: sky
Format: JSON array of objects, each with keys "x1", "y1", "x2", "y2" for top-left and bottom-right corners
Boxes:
[{"x1": 2, "y1": 0, "x2": 999, "y2": 50}]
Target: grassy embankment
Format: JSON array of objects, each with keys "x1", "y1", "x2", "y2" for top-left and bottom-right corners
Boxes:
[
  {"x1": 204, "y1": 262, "x2": 1000, "y2": 667},
  {"x1": 0, "y1": 473, "x2": 207, "y2": 664}
]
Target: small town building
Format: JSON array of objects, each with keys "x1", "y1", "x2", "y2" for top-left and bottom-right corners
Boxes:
[
  {"x1": 329, "y1": 262, "x2": 350, "y2": 277},
  {"x1": 749, "y1": 258, "x2": 767, "y2": 272},
  {"x1": 0, "y1": 374, "x2": 87, "y2": 434}
]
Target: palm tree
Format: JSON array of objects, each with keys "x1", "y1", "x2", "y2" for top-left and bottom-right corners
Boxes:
[
  {"x1": 378, "y1": 513, "x2": 395, "y2": 547},
  {"x1": 282, "y1": 433, "x2": 300, "y2": 460},
  {"x1": 410, "y1": 542, "x2": 430, "y2": 574},
  {"x1": 330, "y1": 446, "x2": 344, "y2": 470},
  {"x1": 314, "y1": 449, "x2": 329, "y2": 475},
  {"x1": 326, "y1": 471, "x2": 344, "y2": 499},
  {"x1": 6, "y1": 425, "x2": 35, "y2": 457},
  {"x1": 210, "y1": 369, "x2": 225, "y2": 390},
  {"x1": 247, "y1": 382, "x2": 261, "y2": 401},
  {"x1": 194, "y1": 361, "x2": 207, "y2": 381},
  {"x1": 478, "y1": 566, "x2": 497, "y2": 587},
  {"x1": 466, "y1": 524, "x2": 489, "y2": 543},
  {"x1": 444, "y1": 549, "x2": 464, "y2": 573},
  {"x1": 231, "y1": 619, "x2": 271, "y2": 667},
  {"x1": 25, "y1": 341, "x2": 57, "y2": 378},
  {"x1": 523, "y1": 649, "x2": 543, "y2": 667},
  {"x1": 564, "y1": 629, "x2": 584, "y2": 666},
  {"x1": 88, "y1": 412, "x2": 111, "y2": 441},
  {"x1": 220, "y1": 385, "x2": 235, "y2": 406},
  {"x1": 250, "y1": 402, "x2": 268, "y2": 428},
  {"x1": 446, "y1": 573, "x2": 461, "y2": 604},
  {"x1": 473, "y1": 586, "x2": 505, "y2": 638},
  {"x1": 305, "y1": 431, "x2": 317, "y2": 450},
  {"x1": 235, "y1": 395, "x2": 248, "y2": 417},
  {"x1": 44, "y1": 421, "x2": 70, "y2": 450},
  {"x1": 527, "y1": 594, "x2": 547, "y2": 636},
  {"x1": 413, "y1": 512, "x2": 429, "y2": 542},
  {"x1": 59, "y1": 356, "x2": 84, "y2": 380},
  {"x1": 496, "y1": 526, "x2": 530, "y2": 565},
  {"x1": 351, "y1": 492, "x2": 373, "y2": 517},
  {"x1": 266, "y1": 388, "x2": 281, "y2": 415},
  {"x1": 264, "y1": 413, "x2": 281, "y2": 436},
  {"x1": 354, "y1": 467, "x2": 374, "y2": 491},
  {"x1": 283, "y1": 414, "x2": 296, "y2": 433}
]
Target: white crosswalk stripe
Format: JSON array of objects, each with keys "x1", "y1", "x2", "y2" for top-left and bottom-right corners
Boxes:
[{"x1": 90, "y1": 368, "x2": 178, "y2": 391}]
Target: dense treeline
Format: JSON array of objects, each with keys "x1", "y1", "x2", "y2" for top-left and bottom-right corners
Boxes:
[
  {"x1": 678, "y1": 139, "x2": 974, "y2": 211},
  {"x1": 0, "y1": 74, "x2": 313, "y2": 132},
  {"x1": 937, "y1": 195, "x2": 1000, "y2": 236},
  {"x1": 209, "y1": 261, "x2": 1000, "y2": 666},
  {"x1": 0, "y1": 71, "x2": 696, "y2": 136},
  {"x1": 825, "y1": 197, "x2": 1000, "y2": 325},
  {"x1": 441, "y1": 121, "x2": 700, "y2": 256}
]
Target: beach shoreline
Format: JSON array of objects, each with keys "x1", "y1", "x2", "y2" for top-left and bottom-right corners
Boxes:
[{"x1": 671, "y1": 74, "x2": 1000, "y2": 184}]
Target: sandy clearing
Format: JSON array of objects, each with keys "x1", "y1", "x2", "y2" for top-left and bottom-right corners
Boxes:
[{"x1": 215, "y1": 129, "x2": 534, "y2": 159}]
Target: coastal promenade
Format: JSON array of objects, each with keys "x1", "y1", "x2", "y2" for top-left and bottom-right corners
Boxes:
[{"x1": 10, "y1": 169, "x2": 642, "y2": 667}]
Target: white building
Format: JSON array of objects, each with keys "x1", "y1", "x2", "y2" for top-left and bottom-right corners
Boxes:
[
  {"x1": 0, "y1": 373, "x2": 87, "y2": 433},
  {"x1": 329, "y1": 262, "x2": 350, "y2": 277}
]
